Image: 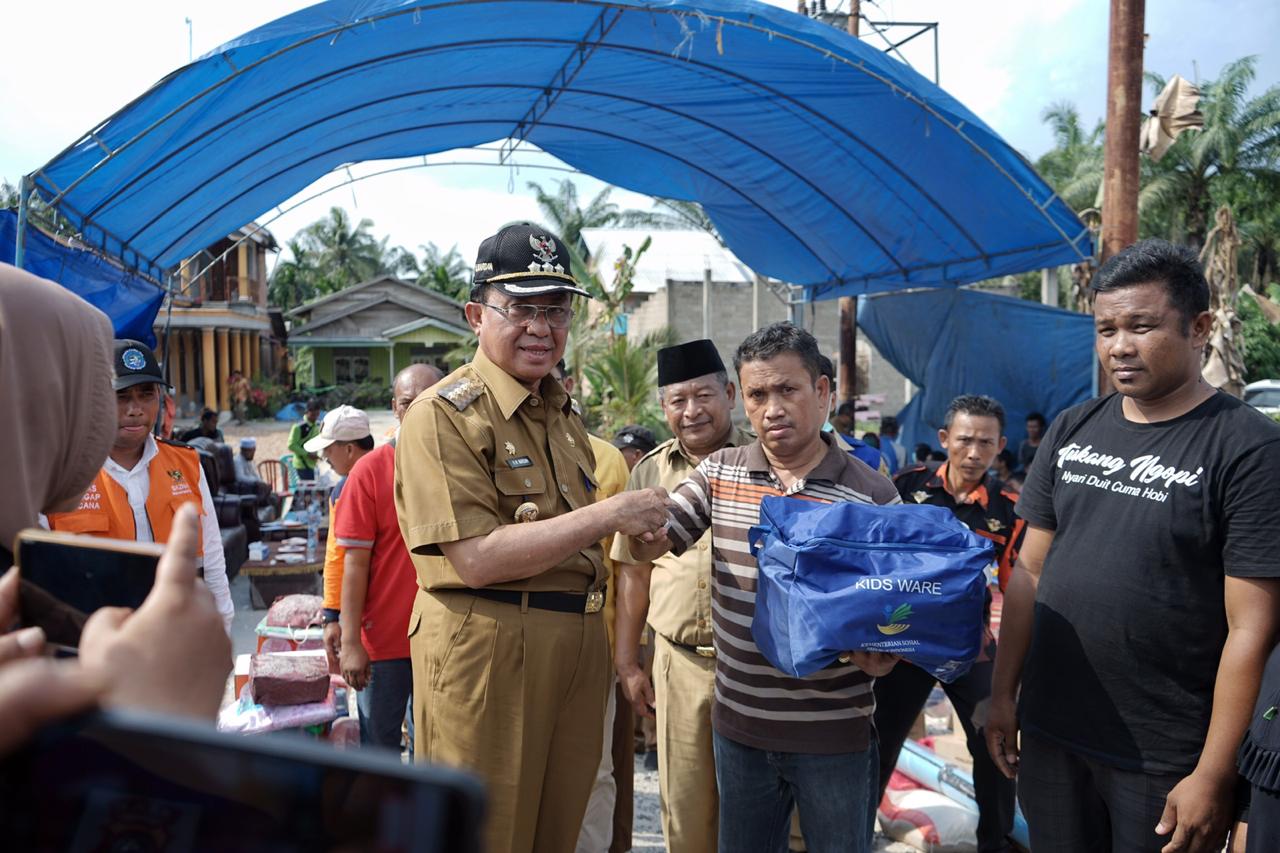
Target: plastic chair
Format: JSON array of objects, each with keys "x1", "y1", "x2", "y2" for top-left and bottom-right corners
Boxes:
[
  {"x1": 258, "y1": 459, "x2": 291, "y2": 495},
  {"x1": 278, "y1": 453, "x2": 300, "y2": 492}
]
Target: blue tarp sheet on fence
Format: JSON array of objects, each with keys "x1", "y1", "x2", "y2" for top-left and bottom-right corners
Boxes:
[
  {"x1": 27, "y1": 0, "x2": 1089, "y2": 291},
  {"x1": 0, "y1": 210, "x2": 163, "y2": 346},
  {"x1": 857, "y1": 288, "x2": 1095, "y2": 453}
]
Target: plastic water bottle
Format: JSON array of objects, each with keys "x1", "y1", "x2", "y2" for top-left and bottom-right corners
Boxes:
[
  {"x1": 924, "y1": 686, "x2": 954, "y2": 735},
  {"x1": 305, "y1": 500, "x2": 319, "y2": 563}
]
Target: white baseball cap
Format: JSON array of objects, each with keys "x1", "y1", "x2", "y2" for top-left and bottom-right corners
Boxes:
[{"x1": 303, "y1": 405, "x2": 371, "y2": 453}]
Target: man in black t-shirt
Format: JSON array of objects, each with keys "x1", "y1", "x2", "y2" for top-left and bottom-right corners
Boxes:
[
  {"x1": 179, "y1": 408, "x2": 224, "y2": 443},
  {"x1": 877, "y1": 395, "x2": 1023, "y2": 853},
  {"x1": 1016, "y1": 412, "x2": 1045, "y2": 470},
  {"x1": 987, "y1": 239, "x2": 1280, "y2": 853}
]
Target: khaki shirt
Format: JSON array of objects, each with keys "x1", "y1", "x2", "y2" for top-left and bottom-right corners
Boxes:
[
  {"x1": 609, "y1": 426, "x2": 753, "y2": 647},
  {"x1": 588, "y1": 434, "x2": 630, "y2": 651},
  {"x1": 394, "y1": 347, "x2": 602, "y2": 593}
]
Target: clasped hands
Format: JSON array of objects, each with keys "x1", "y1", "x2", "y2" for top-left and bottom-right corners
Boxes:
[{"x1": 608, "y1": 486, "x2": 671, "y2": 541}]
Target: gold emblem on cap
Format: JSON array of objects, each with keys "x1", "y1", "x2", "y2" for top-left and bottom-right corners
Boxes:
[
  {"x1": 514, "y1": 502, "x2": 540, "y2": 523},
  {"x1": 565, "y1": 432, "x2": 576, "y2": 447},
  {"x1": 504, "y1": 441, "x2": 516, "y2": 456}
]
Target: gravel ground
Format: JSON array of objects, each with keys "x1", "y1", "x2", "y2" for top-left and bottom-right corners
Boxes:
[
  {"x1": 622, "y1": 760, "x2": 915, "y2": 853},
  {"x1": 630, "y1": 764, "x2": 667, "y2": 852}
]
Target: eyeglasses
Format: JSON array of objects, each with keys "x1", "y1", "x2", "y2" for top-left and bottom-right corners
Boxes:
[{"x1": 481, "y1": 302, "x2": 574, "y2": 329}]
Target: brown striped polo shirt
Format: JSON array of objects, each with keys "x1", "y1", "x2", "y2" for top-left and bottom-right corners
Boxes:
[{"x1": 665, "y1": 434, "x2": 901, "y2": 754}]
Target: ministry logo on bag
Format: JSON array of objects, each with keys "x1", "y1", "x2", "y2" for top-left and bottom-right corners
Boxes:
[{"x1": 877, "y1": 603, "x2": 913, "y2": 635}]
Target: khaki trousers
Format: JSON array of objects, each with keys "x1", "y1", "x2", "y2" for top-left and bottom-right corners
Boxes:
[
  {"x1": 411, "y1": 589, "x2": 610, "y2": 853},
  {"x1": 610, "y1": 681, "x2": 635, "y2": 853},
  {"x1": 576, "y1": 678, "x2": 618, "y2": 852},
  {"x1": 653, "y1": 632, "x2": 719, "y2": 853}
]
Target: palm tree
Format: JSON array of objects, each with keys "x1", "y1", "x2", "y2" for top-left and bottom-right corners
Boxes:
[
  {"x1": 1141, "y1": 56, "x2": 1280, "y2": 246},
  {"x1": 1214, "y1": 170, "x2": 1280, "y2": 286},
  {"x1": 267, "y1": 238, "x2": 320, "y2": 311},
  {"x1": 302, "y1": 206, "x2": 385, "y2": 290},
  {"x1": 1035, "y1": 101, "x2": 1104, "y2": 213},
  {"x1": 580, "y1": 331, "x2": 672, "y2": 436},
  {"x1": 526, "y1": 179, "x2": 624, "y2": 260},
  {"x1": 526, "y1": 178, "x2": 685, "y2": 261},
  {"x1": 381, "y1": 244, "x2": 421, "y2": 279},
  {"x1": 1240, "y1": 202, "x2": 1280, "y2": 288},
  {"x1": 416, "y1": 242, "x2": 472, "y2": 302}
]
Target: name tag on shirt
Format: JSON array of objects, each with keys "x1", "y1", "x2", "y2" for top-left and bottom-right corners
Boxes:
[{"x1": 506, "y1": 456, "x2": 533, "y2": 469}]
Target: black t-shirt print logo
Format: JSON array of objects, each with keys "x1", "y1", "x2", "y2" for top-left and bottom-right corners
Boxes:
[{"x1": 1054, "y1": 442, "x2": 1203, "y2": 503}]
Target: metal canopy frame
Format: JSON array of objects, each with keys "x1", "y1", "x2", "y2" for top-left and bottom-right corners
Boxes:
[
  {"x1": 859, "y1": 19, "x2": 940, "y2": 85},
  {"x1": 16, "y1": 0, "x2": 1091, "y2": 297}
]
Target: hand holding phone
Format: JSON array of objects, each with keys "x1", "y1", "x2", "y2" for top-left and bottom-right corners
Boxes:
[
  {"x1": 0, "y1": 569, "x2": 103, "y2": 756},
  {"x1": 15, "y1": 528, "x2": 163, "y2": 651},
  {"x1": 0, "y1": 568, "x2": 47, "y2": 660},
  {"x1": 78, "y1": 504, "x2": 231, "y2": 721}
]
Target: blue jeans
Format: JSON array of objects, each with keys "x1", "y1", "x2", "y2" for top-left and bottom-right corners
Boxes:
[
  {"x1": 713, "y1": 730, "x2": 878, "y2": 853},
  {"x1": 355, "y1": 658, "x2": 413, "y2": 755}
]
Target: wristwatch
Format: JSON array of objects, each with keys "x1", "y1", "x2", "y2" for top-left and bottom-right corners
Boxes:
[{"x1": 321, "y1": 608, "x2": 341, "y2": 625}]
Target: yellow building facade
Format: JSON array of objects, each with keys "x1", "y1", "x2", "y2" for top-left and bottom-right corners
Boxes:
[{"x1": 158, "y1": 225, "x2": 280, "y2": 415}]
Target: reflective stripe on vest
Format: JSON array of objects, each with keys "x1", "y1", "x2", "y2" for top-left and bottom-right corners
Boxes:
[{"x1": 47, "y1": 442, "x2": 205, "y2": 558}]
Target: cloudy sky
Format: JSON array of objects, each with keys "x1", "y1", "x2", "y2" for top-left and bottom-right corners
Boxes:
[{"x1": 1, "y1": 0, "x2": 1275, "y2": 270}]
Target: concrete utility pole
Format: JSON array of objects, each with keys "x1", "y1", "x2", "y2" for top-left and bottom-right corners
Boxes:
[
  {"x1": 702, "y1": 264, "x2": 712, "y2": 340},
  {"x1": 837, "y1": 0, "x2": 861, "y2": 404},
  {"x1": 1041, "y1": 268, "x2": 1057, "y2": 306},
  {"x1": 753, "y1": 273, "x2": 762, "y2": 330},
  {"x1": 1098, "y1": 0, "x2": 1144, "y2": 395},
  {"x1": 1100, "y1": 0, "x2": 1144, "y2": 262}
]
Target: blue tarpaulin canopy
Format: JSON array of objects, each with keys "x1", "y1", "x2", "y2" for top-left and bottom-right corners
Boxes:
[
  {"x1": 857, "y1": 288, "x2": 1095, "y2": 453},
  {"x1": 24, "y1": 0, "x2": 1090, "y2": 294},
  {"x1": 0, "y1": 211, "x2": 163, "y2": 346}
]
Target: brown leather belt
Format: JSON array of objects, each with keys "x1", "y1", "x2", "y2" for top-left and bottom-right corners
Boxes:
[
  {"x1": 461, "y1": 586, "x2": 605, "y2": 615},
  {"x1": 669, "y1": 639, "x2": 716, "y2": 658}
]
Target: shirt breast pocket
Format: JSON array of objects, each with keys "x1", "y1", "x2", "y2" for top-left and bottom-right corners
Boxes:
[
  {"x1": 578, "y1": 459, "x2": 599, "y2": 496},
  {"x1": 495, "y1": 468, "x2": 547, "y2": 497}
]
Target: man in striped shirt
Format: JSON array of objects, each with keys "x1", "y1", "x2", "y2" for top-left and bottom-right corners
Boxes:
[{"x1": 629, "y1": 322, "x2": 901, "y2": 853}]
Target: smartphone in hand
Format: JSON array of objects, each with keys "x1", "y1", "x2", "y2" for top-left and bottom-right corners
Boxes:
[{"x1": 14, "y1": 529, "x2": 162, "y2": 651}]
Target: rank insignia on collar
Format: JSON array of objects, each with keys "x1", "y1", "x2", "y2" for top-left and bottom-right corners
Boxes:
[
  {"x1": 565, "y1": 433, "x2": 576, "y2": 447},
  {"x1": 986, "y1": 517, "x2": 1006, "y2": 533},
  {"x1": 167, "y1": 470, "x2": 185, "y2": 483},
  {"x1": 504, "y1": 441, "x2": 516, "y2": 456},
  {"x1": 439, "y1": 377, "x2": 485, "y2": 411},
  {"x1": 911, "y1": 490, "x2": 929, "y2": 504}
]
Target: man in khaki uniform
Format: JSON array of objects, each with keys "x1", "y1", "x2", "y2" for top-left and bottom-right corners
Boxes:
[
  {"x1": 613, "y1": 339, "x2": 751, "y2": 853},
  {"x1": 394, "y1": 222, "x2": 668, "y2": 853}
]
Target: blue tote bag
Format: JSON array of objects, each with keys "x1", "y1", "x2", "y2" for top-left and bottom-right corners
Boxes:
[{"x1": 748, "y1": 496, "x2": 993, "y2": 682}]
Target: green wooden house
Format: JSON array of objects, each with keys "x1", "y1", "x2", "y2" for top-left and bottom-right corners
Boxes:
[{"x1": 287, "y1": 276, "x2": 472, "y2": 387}]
